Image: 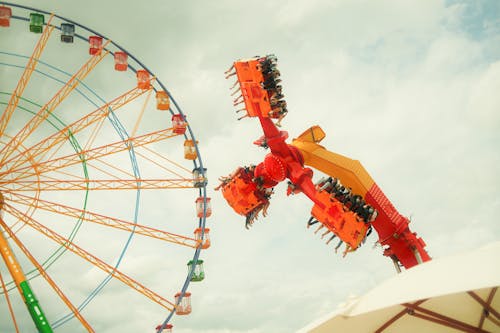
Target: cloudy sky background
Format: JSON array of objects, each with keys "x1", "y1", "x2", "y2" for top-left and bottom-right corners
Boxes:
[{"x1": 1, "y1": 0, "x2": 499, "y2": 332}]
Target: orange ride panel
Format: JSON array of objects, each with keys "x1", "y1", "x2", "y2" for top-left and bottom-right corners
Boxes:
[
  {"x1": 220, "y1": 168, "x2": 269, "y2": 216},
  {"x1": 234, "y1": 59, "x2": 271, "y2": 118},
  {"x1": 311, "y1": 190, "x2": 369, "y2": 250}
]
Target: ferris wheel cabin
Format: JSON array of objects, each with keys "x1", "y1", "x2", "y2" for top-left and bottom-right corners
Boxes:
[
  {"x1": 156, "y1": 91, "x2": 170, "y2": 110},
  {"x1": 171, "y1": 114, "x2": 187, "y2": 134},
  {"x1": 192, "y1": 167, "x2": 207, "y2": 188},
  {"x1": 174, "y1": 292, "x2": 192, "y2": 315},
  {"x1": 114, "y1": 51, "x2": 128, "y2": 71},
  {"x1": 29, "y1": 12, "x2": 44, "y2": 33},
  {"x1": 194, "y1": 228, "x2": 210, "y2": 249},
  {"x1": 188, "y1": 259, "x2": 205, "y2": 282},
  {"x1": 60, "y1": 23, "x2": 75, "y2": 43},
  {"x1": 136, "y1": 69, "x2": 151, "y2": 89},
  {"x1": 0, "y1": 6, "x2": 12, "y2": 27},
  {"x1": 195, "y1": 197, "x2": 212, "y2": 218}
]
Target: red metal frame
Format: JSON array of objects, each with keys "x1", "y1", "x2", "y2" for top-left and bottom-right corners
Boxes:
[{"x1": 219, "y1": 55, "x2": 430, "y2": 268}]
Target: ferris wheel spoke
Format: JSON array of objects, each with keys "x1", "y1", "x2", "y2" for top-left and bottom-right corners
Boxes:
[
  {"x1": 85, "y1": 159, "x2": 136, "y2": 180},
  {"x1": 0, "y1": 218, "x2": 95, "y2": 333},
  {"x1": 0, "y1": 40, "x2": 112, "y2": 165},
  {"x1": 3, "y1": 85, "x2": 153, "y2": 172},
  {"x1": 0, "y1": 270, "x2": 21, "y2": 333},
  {"x1": 1, "y1": 169, "x2": 85, "y2": 188},
  {"x1": 0, "y1": 14, "x2": 55, "y2": 139},
  {"x1": 2, "y1": 128, "x2": 179, "y2": 182},
  {"x1": 8, "y1": 192, "x2": 202, "y2": 249},
  {"x1": 1, "y1": 203, "x2": 29, "y2": 236},
  {"x1": 3, "y1": 203, "x2": 177, "y2": 311},
  {"x1": 45, "y1": 150, "x2": 189, "y2": 182},
  {"x1": 134, "y1": 149, "x2": 191, "y2": 179},
  {"x1": 130, "y1": 87, "x2": 153, "y2": 138},
  {"x1": 83, "y1": 157, "x2": 191, "y2": 184},
  {"x1": 2, "y1": 178, "x2": 194, "y2": 191},
  {"x1": 41, "y1": 169, "x2": 87, "y2": 181},
  {"x1": 141, "y1": 145, "x2": 193, "y2": 174}
]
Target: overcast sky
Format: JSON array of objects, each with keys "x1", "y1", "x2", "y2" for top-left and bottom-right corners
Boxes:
[{"x1": 1, "y1": 0, "x2": 499, "y2": 332}]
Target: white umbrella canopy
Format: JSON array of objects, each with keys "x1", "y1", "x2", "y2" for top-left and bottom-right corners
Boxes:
[{"x1": 300, "y1": 242, "x2": 500, "y2": 333}]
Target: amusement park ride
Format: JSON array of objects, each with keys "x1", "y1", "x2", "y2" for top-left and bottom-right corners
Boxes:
[{"x1": 218, "y1": 54, "x2": 431, "y2": 270}]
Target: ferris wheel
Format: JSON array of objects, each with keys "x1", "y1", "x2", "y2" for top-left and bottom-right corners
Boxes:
[{"x1": 0, "y1": 3, "x2": 210, "y2": 332}]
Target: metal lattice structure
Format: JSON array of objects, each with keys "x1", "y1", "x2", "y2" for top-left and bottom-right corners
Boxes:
[{"x1": 0, "y1": 3, "x2": 210, "y2": 332}]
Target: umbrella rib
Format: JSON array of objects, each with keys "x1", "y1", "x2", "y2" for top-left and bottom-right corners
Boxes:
[
  {"x1": 375, "y1": 299, "x2": 427, "y2": 333},
  {"x1": 410, "y1": 311, "x2": 492, "y2": 333},
  {"x1": 403, "y1": 302, "x2": 491, "y2": 333},
  {"x1": 478, "y1": 287, "x2": 498, "y2": 328},
  {"x1": 484, "y1": 315, "x2": 500, "y2": 328},
  {"x1": 468, "y1": 289, "x2": 500, "y2": 320}
]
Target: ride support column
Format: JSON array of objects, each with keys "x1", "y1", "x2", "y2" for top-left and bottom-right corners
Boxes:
[{"x1": 0, "y1": 215, "x2": 53, "y2": 333}]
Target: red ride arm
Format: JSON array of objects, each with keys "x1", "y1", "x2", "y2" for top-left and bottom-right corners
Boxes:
[{"x1": 292, "y1": 126, "x2": 431, "y2": 269}]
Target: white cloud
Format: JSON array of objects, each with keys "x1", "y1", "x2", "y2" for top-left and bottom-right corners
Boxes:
[{"x1": 1, "y1": 0, "x2": 499, "y2": 332}]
